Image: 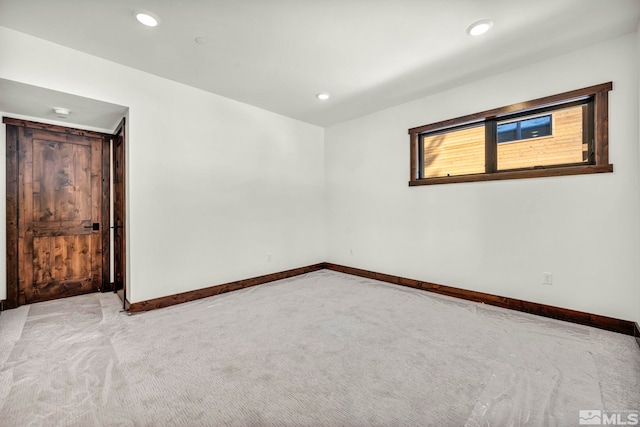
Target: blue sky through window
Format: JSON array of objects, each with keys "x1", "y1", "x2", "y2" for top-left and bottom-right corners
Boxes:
[{"x1": 498, "y1": 115, "x2": 551, "y2": 143}]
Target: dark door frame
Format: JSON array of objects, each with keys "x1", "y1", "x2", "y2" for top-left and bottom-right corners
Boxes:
[
  {"x1": 3, "y1": 117, "x2": 115, "y2": 309},
  {"x1": 112, "y1": 117, "x2": 127, "y2": 310}
]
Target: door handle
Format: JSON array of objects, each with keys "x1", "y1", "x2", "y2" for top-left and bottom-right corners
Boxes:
[{"x1": 84, "y1": 223, "x2": 100, "y2": 231}]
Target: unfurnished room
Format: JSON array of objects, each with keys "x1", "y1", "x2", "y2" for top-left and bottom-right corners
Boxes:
[{"x1": 0, "y1": 1, "x2": 639, "y2": 426}]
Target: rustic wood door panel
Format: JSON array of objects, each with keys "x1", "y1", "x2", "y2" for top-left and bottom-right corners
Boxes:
[
  {"x1": 32, "y1": 138, "x2": 93, "y2": 222},
  {"x1": 5, "y1": 119, "x2": 109, "y2": 306},
  {"x1": 32, "y1": 235, "x2": 92, "y2": 290}
]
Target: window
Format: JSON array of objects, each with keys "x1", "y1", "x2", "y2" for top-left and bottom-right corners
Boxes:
[
  {"x1": 497, "y1": 115, "x2": 551, "y2": 143},
  {"x1": 408, "y1": 82, "x2": 613, "y2": 186}
]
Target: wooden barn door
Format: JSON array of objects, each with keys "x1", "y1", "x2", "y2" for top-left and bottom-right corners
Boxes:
[{"x1": 4, "y1": 118, "x2": 110, "y2": 307}]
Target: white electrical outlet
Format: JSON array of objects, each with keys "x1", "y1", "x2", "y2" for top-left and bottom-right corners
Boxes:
[
  {"x1": 542, "y1": 272, "x2": 553, "y2": 286},
  {"x1": 267, "y1": 253, "x2": 272, "y2": 262}
]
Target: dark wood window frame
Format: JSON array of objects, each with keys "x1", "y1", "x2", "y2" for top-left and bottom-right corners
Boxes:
[{"x1": 408, "y1": 82, "x2": 613, "y2": 186}]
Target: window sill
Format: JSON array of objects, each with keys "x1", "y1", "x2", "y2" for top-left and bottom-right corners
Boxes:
[{"x1": 409, "y1": 164, "x2": 613, "y2": 186}]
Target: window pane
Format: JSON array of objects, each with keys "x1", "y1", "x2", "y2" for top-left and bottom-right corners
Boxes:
[
  {"x1": 497, "y1": 105, "x2": 586, "y2": 171},
  {"x1": 422, "y1": 125, "x2": 485, "y2": 178},
  {"x1": 520, "y1": 115, "x2": 551, "y2": 139},
  {"x1": 497, "y1": 122, "x2": 518, "y2": 143}
]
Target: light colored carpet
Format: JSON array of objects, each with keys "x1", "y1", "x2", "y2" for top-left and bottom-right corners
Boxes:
[{"x1": 0, "y1": 270, "x2": 638, "y2": 426}]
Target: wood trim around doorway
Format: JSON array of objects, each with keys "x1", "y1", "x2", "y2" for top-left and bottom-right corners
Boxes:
[
  {"x1": 3, "y1": 117, "x2": 112, "y2": 138},
  {"x1": 3, "y1": 117, "x2": 114, "y2": 308},
  {"x1": 101, "y1": 133, "x2": 111, "y2": 292},
  {"x1": 112, "y1": 117, "x2": 127, "y2": 309},
  {"x1": 5, "y1": 123, "x2": 19, "y2": 309}
]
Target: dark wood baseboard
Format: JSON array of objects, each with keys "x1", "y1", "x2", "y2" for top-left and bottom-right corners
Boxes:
[
  {"x1": 128, "y1": 263, "x2": 325, "y2": 313},
  {"x1": 0, "y1": 300, "x2": 5, "y2": 312},
  {"x1": 325, "y1": 263, "x2": 636, "y2": 336},
  {"x1": 125, "y1": 261, "x2": 636, "y2": 340}
]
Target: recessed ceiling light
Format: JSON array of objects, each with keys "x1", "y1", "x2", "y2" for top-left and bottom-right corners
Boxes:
[
  {"x1": 316, "y1": 93, "x2": 330, "y2": 100},
  {"x1": 467, "y1": 19, "x2": 493, "y2": 36},
  {"x1": 195, "y1": 37, "x2": 206, "y2": 45},
  {"x1": 135, "y1": 10, "x2": 160, "y2": 27},
  {"x1": 53, "y1": 107, "x2": 70, "y2": 118}
]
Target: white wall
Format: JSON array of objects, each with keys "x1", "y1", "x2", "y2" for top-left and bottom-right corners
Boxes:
[
  {"x1": 325, "y1": 33, "x2": 640, "y2": 321},
  {"x1": 0, "y1": 27, "x2": 325, "y2": 303},
  {"x1": 1, "y1": 25, "x2": 638, "y2": 323}
]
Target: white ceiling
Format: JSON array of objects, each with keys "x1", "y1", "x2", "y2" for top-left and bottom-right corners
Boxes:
[
  {"x1": 0, "y1": 0, "x2": 638, "y2": 127},
  {"x1": 0, "y1": 79, "x2": 128, "y2": 132}
]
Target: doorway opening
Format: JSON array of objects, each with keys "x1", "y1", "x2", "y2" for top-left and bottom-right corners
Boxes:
[{"x1": 4, "y1": 117, "x2": 127, "y2": 309}]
